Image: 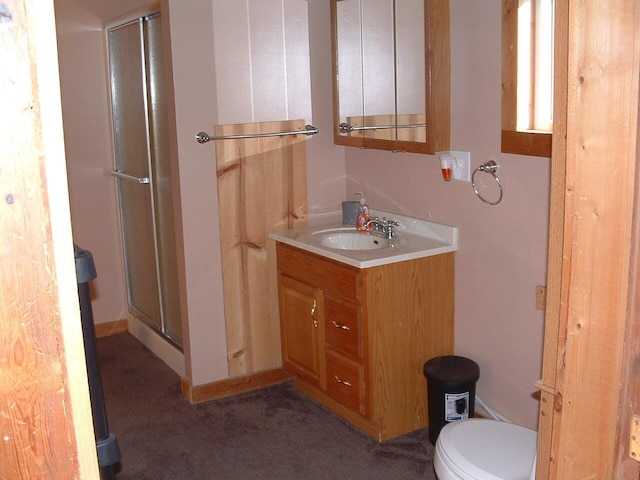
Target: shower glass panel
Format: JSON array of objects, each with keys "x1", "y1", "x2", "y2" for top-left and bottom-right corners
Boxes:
[
  {"x1": 145, "y1": 15, "x2": 182, "y2": 344},
  {"x1": 108, "y1": 13, "x2": 182, "y2": 348}
]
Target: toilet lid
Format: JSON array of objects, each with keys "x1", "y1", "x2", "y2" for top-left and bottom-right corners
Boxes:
[{"x1": 436, "y1": 419, "x2": 537, "y2": 480}]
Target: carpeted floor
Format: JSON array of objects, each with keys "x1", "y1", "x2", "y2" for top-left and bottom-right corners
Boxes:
[{"x1": 96, "y1": 333, "x2": 437, "y2": 479}]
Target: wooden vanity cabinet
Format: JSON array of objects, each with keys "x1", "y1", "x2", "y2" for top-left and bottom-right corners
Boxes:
[{"x1": 276, "y1": 242, "x2": 454, "y2": 441}]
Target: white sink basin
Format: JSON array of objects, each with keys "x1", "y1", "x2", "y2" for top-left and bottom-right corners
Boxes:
[
  {"x1": 317, "y1": 231, "x2": 391, "y2": 250},
  {"x1": 270, "y1": 210, "x2": 458, "y2": 269}
]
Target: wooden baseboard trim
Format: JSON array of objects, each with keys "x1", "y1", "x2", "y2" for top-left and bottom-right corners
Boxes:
[
  {"x1": 182, "y1": 368, "x2": 292, "y2": 404},
  {"x1": 94, "y1": 319, "x2": 128, "y2": 338}
]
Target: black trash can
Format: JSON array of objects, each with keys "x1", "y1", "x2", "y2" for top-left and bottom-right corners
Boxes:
[
  {"x1": 75, "y1": 246, "x2": 121, "y2": 479},
  {"x1": 423, "y1": 355, "x2": 480, "y2": 445}
]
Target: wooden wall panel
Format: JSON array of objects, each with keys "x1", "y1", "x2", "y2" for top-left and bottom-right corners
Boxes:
[{"x1": 215, "y1": 120, "x2": 308, "y2": 377}]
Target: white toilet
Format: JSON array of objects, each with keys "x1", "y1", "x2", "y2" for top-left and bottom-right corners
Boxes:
[{"x1": 434, "y1": 418, "x2": 537, "y2": 480}]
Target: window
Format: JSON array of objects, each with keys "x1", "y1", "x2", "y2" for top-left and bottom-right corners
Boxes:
[{"x1": 502, "y1": 0, "x2": 554, "y2": 157}]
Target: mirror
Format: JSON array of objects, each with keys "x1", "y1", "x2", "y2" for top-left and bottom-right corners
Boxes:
[{"x1": 331, "y1": 0, "x2": 450, "y2": 154}]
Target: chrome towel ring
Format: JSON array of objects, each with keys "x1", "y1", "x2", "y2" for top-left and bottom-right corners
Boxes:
[{"x1": 472, "y1": 160, "x2": 503, "y2": 205}]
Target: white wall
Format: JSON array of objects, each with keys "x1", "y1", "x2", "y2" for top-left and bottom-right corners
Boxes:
[
  {"x1": 162, "y1": 0, "x2": 228, "y2": 385},
  {"x1": 306, "y1": 1, "x2": 349, "y2": 218},
  {"x1": 55, "y1": 0, "x2": 129, "y2": 328}
]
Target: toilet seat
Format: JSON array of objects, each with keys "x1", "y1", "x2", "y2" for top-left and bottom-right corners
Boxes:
[{"x1": 434, "y1": 419, "x2": 537, "y2": 480}]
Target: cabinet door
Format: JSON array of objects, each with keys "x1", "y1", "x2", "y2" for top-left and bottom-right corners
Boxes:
[{"x1": 279, "y1": 275, "x2": 324, "y2": 388}]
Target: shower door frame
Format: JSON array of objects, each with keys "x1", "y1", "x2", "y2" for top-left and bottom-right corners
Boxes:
[{"x1": 107, "y1": 11, "x2": 183, "y2": 349}]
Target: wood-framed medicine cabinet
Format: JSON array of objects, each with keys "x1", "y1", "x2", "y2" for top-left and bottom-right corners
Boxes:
[{"x1": 330, "y1": 0, "x2": 450, "y2": 154}]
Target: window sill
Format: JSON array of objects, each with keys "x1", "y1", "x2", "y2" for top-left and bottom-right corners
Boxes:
[{"x1": 501, "y1": 129, "x2": 552, "y2": 158}]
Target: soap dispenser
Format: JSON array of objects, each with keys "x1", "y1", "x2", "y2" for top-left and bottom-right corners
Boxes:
[{"x1": 356, "y1": 195, "x2": 373, "y2": 232}]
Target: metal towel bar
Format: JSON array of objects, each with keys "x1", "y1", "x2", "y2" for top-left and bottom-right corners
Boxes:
[
  {"x1": 195, "y1": 124, "x2": 319, "y2": 144},
  {"x1": 339, "y1": 122, "x2": 426, "y2": 133},
  {"x1": 109, "y1": 170, "x2": 150, "y2": 184}
]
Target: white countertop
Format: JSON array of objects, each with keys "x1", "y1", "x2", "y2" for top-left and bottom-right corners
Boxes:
[{"x1": 269, "y1": 210, "x2": 458, "y2": 269}]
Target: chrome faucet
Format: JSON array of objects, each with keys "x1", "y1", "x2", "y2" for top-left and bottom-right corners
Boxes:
[{"x1": 364, "y1": 217, "x2": 400, "y2": 239}]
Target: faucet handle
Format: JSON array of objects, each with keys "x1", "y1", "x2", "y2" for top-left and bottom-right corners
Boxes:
[{"x1": 382, "y1": 218, "x2": 399, "y2": 239}]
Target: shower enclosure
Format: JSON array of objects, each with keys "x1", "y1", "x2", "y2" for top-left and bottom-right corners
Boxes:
[{"x1": 108, "y1": 12, "x2": 182, "y2": 347}]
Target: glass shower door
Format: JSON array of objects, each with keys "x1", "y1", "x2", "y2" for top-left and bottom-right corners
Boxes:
[{"x1": 109, "y1": 13, "x2": 182, "y2": 347}]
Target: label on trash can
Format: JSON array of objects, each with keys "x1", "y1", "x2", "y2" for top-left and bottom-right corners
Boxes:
[{"x1": 445, "y1": 392, "x2": 469, "y2": 421}]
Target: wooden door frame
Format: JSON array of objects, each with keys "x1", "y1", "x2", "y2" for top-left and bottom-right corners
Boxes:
[
  {"x1": 616, "y1": 158, "x2": 640, "y2": 477},
  {"x1": 538, "y1": 0, "x2": 640, "y2": 478},
  {"x1": 1, "y1": 0, "x2": 99, "y2": 477}
]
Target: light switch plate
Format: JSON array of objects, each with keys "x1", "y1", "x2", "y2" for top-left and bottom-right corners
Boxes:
[{"x1": 450, "y1": 151, "x2": 471, "y2": 182}]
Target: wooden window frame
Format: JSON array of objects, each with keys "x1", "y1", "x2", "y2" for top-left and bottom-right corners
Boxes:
[{"x1": 502, "y1": 0, "x2": 552, "y2": 157}]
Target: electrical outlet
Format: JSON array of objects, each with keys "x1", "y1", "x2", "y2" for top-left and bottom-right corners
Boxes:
[
  {"x1": 535, "y1": 285, "x2": 547, "y2": 311},
  {"x1": 450, "y1": 151, "x2": 471, "y2": 182}
]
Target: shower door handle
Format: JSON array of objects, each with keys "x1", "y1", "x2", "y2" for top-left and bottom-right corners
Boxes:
[{"x1": 110, "y1": 170, "x2": 150, "y2": 184}]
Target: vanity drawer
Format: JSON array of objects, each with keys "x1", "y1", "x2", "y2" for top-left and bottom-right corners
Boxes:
[
  {"x1": 325, "y1": 351, "x2": 365, "y2": 416},
  {"x1": 276, "y1": 243, "x2": 361, "y2": 302},
  {"x1": 324, "y1": 294, "x2": 363, "y2": 360}
]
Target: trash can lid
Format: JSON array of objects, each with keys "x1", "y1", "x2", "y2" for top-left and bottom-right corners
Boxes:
[
  {"x1": 423, "y1": 355, "x2": 480, "y2": 383},
  {"x1": 74, "y1": 244, "x2": 97, "y2": 284}
]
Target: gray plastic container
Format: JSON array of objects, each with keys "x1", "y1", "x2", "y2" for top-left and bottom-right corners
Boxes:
[{"x1": 341, "y1": 201, "x2": 359, "y2": 226}]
